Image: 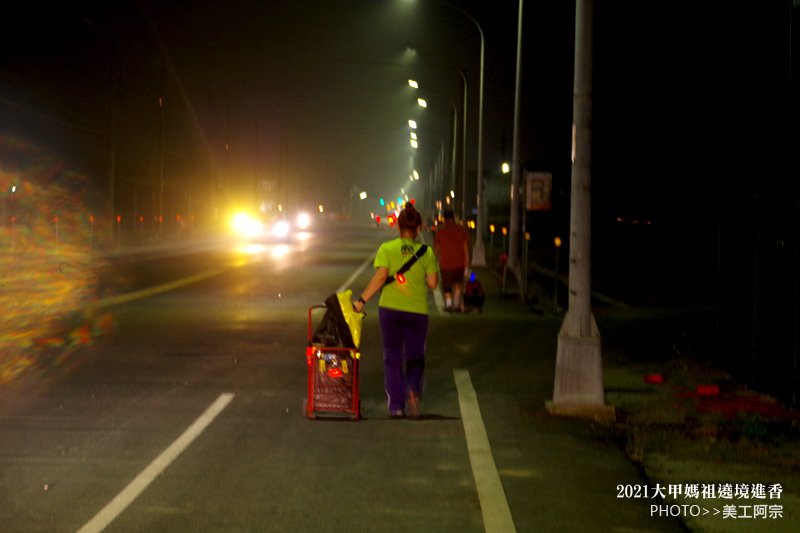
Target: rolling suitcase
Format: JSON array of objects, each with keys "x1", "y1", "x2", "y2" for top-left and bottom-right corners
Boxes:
[{"x1": 463, "y1": 270, "x2": 485, "y2": 313}]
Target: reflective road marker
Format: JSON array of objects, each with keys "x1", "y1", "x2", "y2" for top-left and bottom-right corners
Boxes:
[{"x1": 454, "y1": 370, "x2": 516, "y2": 532}]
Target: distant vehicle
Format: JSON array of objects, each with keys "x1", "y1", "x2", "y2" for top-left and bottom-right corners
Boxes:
[
  {"x1": 294, "y1": 211, "x2": 312, "y2": 231},
  {"x1": 229, "y1": 208, "x2": 314, "y2": 243},
  {"x1": 229, "y1": 211, "x2": 289, "y2": 243}
]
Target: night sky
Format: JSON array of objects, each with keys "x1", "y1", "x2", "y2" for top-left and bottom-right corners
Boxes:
[{"x1": 0, "y1": 1, "x2": 795, "y2": 236}]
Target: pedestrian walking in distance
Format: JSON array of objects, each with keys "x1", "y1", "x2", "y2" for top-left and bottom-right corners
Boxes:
[
  {"x1": 434, "y1": 208, "x2": 469, "y2": 312},
  {"x1": 352, "y1": 203, "x2": 439, "y2": 418}
]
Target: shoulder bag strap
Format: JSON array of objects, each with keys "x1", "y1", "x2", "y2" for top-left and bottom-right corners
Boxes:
[{"x1": 383, "y1": 244, "x2": 428, "y2": 286}]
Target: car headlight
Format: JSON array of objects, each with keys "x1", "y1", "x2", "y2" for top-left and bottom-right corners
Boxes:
[
  {"x1": 296, "y1": 212, "x2": 311, "y2": 230},
  {"x1": 231, "y1": 212, "x2": 263, "y2": 238},
  {"x1": 271, "y1": 220, "x2": 291, "y2": 238}
]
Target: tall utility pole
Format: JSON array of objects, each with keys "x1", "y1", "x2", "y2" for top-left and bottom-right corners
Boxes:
[
  {"x1": 450, "y1": 104, "x2": 458, "y2": 208},
  {"x1": 506, "y1": 0, "x2": 524, "y2": 290},
  {"x1": 434, "y1": 0, "x2": 486, "y2": 266},
  {"x1": 547, "y1": 0, "x2": 613, "y2": 419},
  {"x1": 158, "y1": 68, "x2": 165, "y2": 240},
  {"x1": 108, "y1": 61, "x2": 121, "y2": 243},
  {"x1": 459, "y1": 70, "x2": 468, "y2": 221},
  {"x1": 471, "y1": 16, "x2": 487, "y2": 267}
]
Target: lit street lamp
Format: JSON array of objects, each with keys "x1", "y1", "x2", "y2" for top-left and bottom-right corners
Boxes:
[
  {"x1": 405, "y1": 75, "x2": 461, "y2": 223},
  {"x1": 429, "y1": 2, "x2": 487, "y2": 266},
  {"x1": 412, "y1": 0, "x2": 487, "y2": 266}
]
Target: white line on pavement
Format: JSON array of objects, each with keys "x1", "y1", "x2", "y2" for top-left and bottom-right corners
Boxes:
[
  {"x1": 454, "y1": 370, "x2": 516, "y2": 533},
  {"x1": 77, "y1": 393, "x2": 235, "y2": 533},
  {"x1": 337, "y1": 254, "x2": 375, "y2": 295},
  {"x1": 419, "y1": 234, "x2": 444, "y2": 315},
  {"x1": 432, "y1": 284, "x2": 445, "y2": 315}
]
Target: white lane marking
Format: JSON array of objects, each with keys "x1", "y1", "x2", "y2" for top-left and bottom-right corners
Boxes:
[
  {"x1": 433, "y1": 285, "x2": 445, "y2": 315},
  {"x1": 418, "y1": 234, "x2": 444, "y2": 315},
  {"x1": 77, "y1": 393, "x2": 235, "y2": 533},
  {"x1": 84, "y1": 269, "x2": 226, "y2": 309},
  {"x1": 337, "y1": 254, "x2": 375, "y2": 294},
  {"x1": 454, "y1": 370, "x2": 516, "y2": 533}
]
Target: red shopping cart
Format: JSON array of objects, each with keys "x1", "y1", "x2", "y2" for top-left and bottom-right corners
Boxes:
[{"x1": 305, "y1": 304, "x2": 361, "y2": 420}]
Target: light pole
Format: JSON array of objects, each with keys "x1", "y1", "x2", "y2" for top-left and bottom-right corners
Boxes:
[
  {"x1": 409, "y1": 0, "x2": 486, "y2": 265},
  {"x1": 547, "y1": 0, "x2": 613, "y2": 419},
  {"x1": 158, "y1": 68, "x2": 165, "y2": 241},
  {"x1": 407, "y1": 81, "x2": 459, "y2": 217},
  {"x1": 459, "y1": 69, "x2": 468, "y2": 223},
  {"x1": 470, "y1": 13, "x2": 487, "y2": 267},
  {"x1": 506, "y1": 0, "x2": 524, "y2": 291},
  {"x1": 443, "y1": 3, "x2": 486, "y2": 266}
]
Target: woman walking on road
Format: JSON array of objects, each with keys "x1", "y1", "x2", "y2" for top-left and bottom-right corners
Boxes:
[{"x1": 352, "y1": 203, "x2": 439, "y2": 418}]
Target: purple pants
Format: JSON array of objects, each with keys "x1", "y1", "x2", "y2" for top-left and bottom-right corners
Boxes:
[{"x1": 378, "y1": 307, "x2": 429, "y2": 412}]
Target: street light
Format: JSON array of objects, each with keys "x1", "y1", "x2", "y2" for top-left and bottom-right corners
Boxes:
[
  {"x1": 405, "y1": 76, "x2": 461, "y2": 223},
  {"x1": 407, "y1": 0, "x2": 486, "y2": 265},
  {"x1": 407, "y1": 106, "x2": 453, "y2": 214}
]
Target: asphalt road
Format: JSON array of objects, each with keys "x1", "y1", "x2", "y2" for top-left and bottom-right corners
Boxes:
[{"x1": 0, "y1": 222, "x2": 687, "y2": 532}]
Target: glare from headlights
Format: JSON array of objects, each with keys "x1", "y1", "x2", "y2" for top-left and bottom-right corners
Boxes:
[
  {"x1": 231, "y1": 212, "x2": 264, "y2": 238},
  {"x1": 271, "y1": 243, "x2": 292, "y2": 261},
  {"x1": 237, "y1": 243, "x2": 266, "y2": 256},
  {"x1": 296, "y1": 212, "x2": 311, "y2": 230},
  {"x1": 271, "y1": 220, "x2": 291, "y2": 238}
]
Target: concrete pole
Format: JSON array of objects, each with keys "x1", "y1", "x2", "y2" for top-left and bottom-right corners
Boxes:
[
  {"x1": 506, "y1": 0, "x2": 524, "y2": 290},
  {"x1": 108, "y1": 62, "x2": 120, "y2": 244},
  {"x1": 450, "y1": 105, "x2": 458, "y2": 208},
  {"x1": 548, "y1": 0, "x2": 614, "y2": 419},
  {"x1": 472, "y1": 22, "x2": 487, "y2": 266},
  {"x1": 440, "y1": 1, "x2": 487, "y2": 266},
  {"x1": 459, "y1": 70, "x2": 468, "y2": 221},
  {"x1": 158, "y1": 68, "x2": 165, "y2": 240}
]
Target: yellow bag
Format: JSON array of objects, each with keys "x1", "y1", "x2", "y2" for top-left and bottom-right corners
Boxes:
[{"x1": 336, "y1": 289, "x2": 363, "y2": 350}]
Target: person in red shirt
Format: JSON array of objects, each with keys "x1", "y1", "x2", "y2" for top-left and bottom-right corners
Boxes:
[{"x1": 434, "y1": 208, "x2": 469, "y2": 312}]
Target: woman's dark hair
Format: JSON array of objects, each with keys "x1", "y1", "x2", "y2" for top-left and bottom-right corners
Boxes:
[{"x1": 397, "y1": 202, "x2": 422, "y2": 231}]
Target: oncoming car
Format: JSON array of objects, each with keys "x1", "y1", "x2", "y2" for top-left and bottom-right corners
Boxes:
[
  {"x1": 229, "y1": 211, "x2": 290, "y2": 242},
  {"x1": 229, "y1": 209, "x2": 313, "y2": 243}
]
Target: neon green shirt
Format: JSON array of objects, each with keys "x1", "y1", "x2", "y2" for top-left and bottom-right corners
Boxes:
[{"x1": 375, "y1": 238, "x2": 439, "y2": 315}]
